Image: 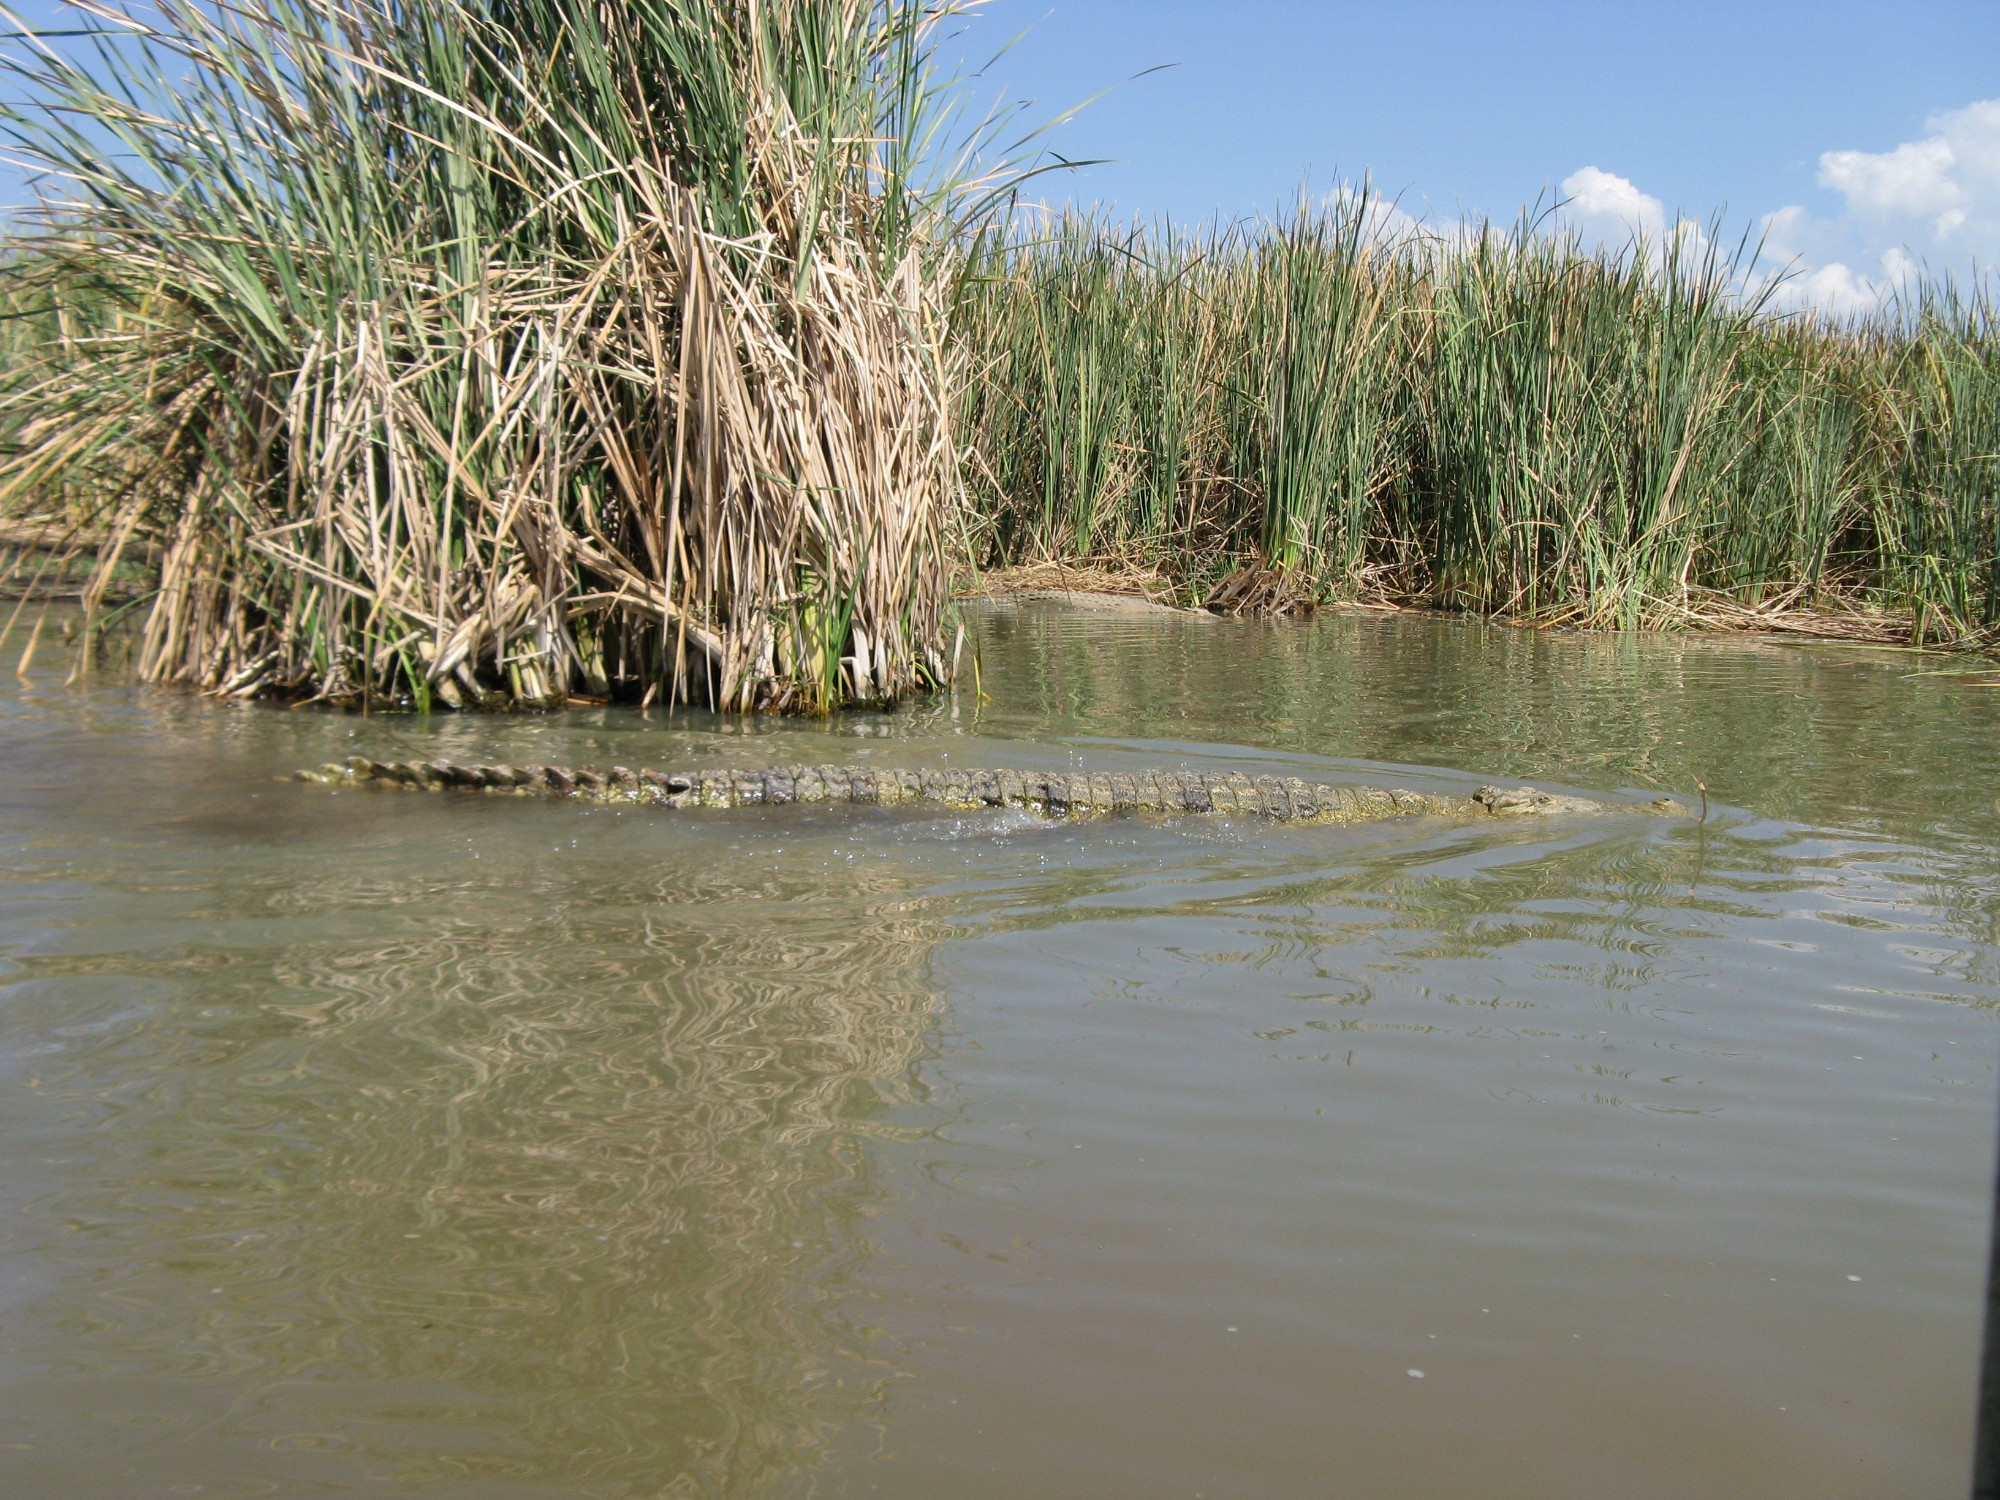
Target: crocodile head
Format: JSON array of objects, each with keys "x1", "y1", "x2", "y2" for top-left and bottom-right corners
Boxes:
[
  {"x1": 1472, "y1": 784, "x2": 1563, "y2": 816},
  {"x1": 1473, "y1": 784, "x2": 1691, "y2": 818}
]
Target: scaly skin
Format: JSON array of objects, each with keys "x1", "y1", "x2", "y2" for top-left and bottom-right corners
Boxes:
[{"x1": 295, "y1": 757, "x2": 1692, "y2": 825}]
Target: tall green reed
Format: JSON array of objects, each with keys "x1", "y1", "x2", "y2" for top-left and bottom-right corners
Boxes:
[
  {"x1": 957, "y1": 206, "x2": 2000, "y2": 641},
  {"x1": 1240, "y1": 201, "x2": 1396, "y2": 578},
  {"x1": 1873, "y1": 286, "x2": 2000, "y2": 638}
]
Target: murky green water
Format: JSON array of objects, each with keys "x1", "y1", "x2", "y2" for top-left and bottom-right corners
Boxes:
[{"x1": 2, "y1": 601, "x2": 1997, "y2": 1499}]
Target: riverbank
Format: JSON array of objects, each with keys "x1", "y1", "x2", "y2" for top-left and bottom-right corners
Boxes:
[
  {"x1": 963, "y1": 559, "x2": 1999, "y2": 658},
  {"x1": 7, "y1": 537, "x2": 1993, "y2": 672}
]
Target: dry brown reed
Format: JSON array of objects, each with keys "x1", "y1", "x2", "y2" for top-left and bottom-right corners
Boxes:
[
  {"x1": 0, "y1": 0, "x2": 979, "y2": 712},
  {"x1": 114, "y1": 167, "x2": 963, "y2": 711}
]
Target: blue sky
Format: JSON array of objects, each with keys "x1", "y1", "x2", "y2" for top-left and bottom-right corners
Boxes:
[
  {"x1": 941, "y1": 0, "x2": 2000, "y2": 309},
  {"x1": 3, "y1": 0, "x2": 1995, "y2": 309}
]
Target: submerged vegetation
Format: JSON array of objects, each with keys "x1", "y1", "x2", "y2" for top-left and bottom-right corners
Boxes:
[
  {"x1": 959, "y1": 203, "x2": 2000, "y2": 642},
  {"x1": 0, "y1": 4, "x2": 1994, "y2": 715}
]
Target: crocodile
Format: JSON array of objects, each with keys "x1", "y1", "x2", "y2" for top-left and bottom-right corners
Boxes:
[{"x1": 295, "y1": 757, "x2": 1693, "y2": 825}]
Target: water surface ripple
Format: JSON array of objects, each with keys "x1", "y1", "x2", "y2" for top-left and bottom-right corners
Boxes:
[{"x1": 1, "y1": 603, "x2": 1995, "y2": 1499}]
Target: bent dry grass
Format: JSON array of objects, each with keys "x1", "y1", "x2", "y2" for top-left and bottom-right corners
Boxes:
[{"x1": 0, "y1": 0, "x2": 988, "y2": 711}]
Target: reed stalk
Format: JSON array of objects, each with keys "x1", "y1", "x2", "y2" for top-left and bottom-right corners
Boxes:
[
  {"x1": 0, "y1": 0, "x2": 989, "y2": 710},
  {"x1": 956, "y1": 209, "x2": 1999, "y2": 641}
]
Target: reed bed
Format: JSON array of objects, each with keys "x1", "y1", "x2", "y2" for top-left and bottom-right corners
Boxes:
[
  {"x1": 0, "y1": 0, "x2": 982, "y2": 710},
  {"x1": 957, "y1": 202, "x2": 2000, "y2": 643},
  {"x1": 3, "y1": 9, "x2": 1995, "y2": 709}
]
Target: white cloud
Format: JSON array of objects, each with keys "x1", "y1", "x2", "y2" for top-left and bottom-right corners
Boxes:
[
  {"x1": 1943, "y1": 99, "x2": 2000, "y2": 197},
  {"x1": 1553, "y1": 167, "x2": 1715, "y2": 278},
  {"x1": 1758, "y1": 96, "x2": 2000, "y2": 312},
  {"x1": 1560, "y1": 166, "x2": 1666, "y2": 240},
  {"x1": 1819, "y1": 137, "x2": 1961, "y2": 228},
  {"x1": 1323, "y1": 100, "x2": 1998, "y2": 315},
  {"x1": 1542, "y1": 100, "x2": 1998, "y2": 315},
  {"x1": 1320, "y1": 182, "x2": 1473, "y2": 254},
  {"x1": 1355, "y1": 194, "x2": 1430, "y2": 246},
  {"x1": 1763, "y1": 257, "x2": 1905, "y2": 317}
]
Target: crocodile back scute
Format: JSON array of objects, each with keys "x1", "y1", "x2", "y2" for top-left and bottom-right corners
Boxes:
[{"x1": 294, "y1": 758, "x2": 1691, "y2": 824}]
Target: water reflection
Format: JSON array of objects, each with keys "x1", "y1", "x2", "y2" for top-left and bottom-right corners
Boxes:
[
  {"x1": 976, "y1": 600, "x2": 2000, "y2": 850},
  {"x1": 0, "y1": 654, "x2": 949, "y2": 1494},
  {"x1": 0, "y1": 603, "x2": 1997, "y2": 1499}
]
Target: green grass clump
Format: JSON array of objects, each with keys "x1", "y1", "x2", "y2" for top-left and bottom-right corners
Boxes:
[{"x1": 957, "y1": 205, "x2": 2000, "y2": 641}]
